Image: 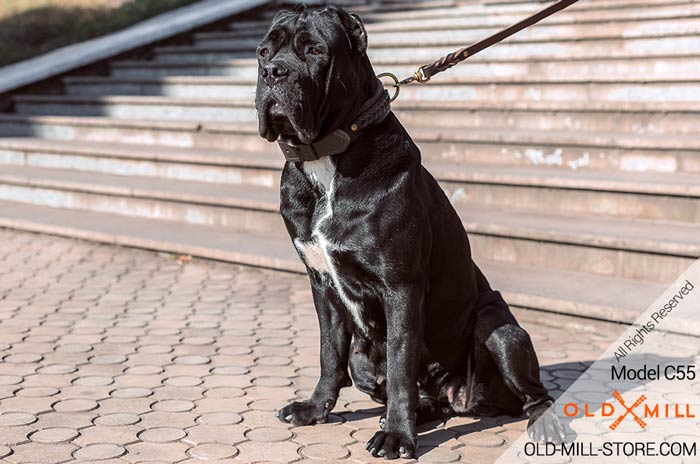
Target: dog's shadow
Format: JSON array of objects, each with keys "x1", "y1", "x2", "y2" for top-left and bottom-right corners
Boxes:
[
  {"x1": 339, "y1": 353, "x2": 692, "y2": 457},
  {"x1": 340, "y1": 405, "x2": 523, "y2": 458},
  {"x1": 339, "y1": 360, "x2": 593, "y2": 458}
]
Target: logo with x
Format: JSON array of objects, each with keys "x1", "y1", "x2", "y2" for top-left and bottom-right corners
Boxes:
[{"x1": 609, "y1": 390, "x2": 647, "y2": 430}]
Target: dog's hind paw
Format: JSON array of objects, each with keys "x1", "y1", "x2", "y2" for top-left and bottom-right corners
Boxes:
[
  {"x1": 276, "y1": 400, "x2": 329, "y2": 426},
  {"x1": 527, "y1": 406, "x2": 566, "y2": 445}
]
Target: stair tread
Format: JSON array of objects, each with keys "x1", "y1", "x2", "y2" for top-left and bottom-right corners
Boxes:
[
  {"x1": 455, "y1": 203, "x2": 700, "y2": 257},
  {"x1": 226, "y1": 9, "x2": 700, "y2": 36},
  {"x1": 62, "y1": 74, "x2": 700, "y2": 85},
  {"x1": 407, "y1": 126, "x2": 700, "y2": 150},
  {"x1": 153, "y1": 32, "x2": 700, "y2": 54},
  {"x1": 243, "y1": 0, "x2": 694, "y2": 25},
  {"x1": 0, "y1": 112, "x2": 202, "y2": 130},
  {"x1": 478, "y1": 260, "x2": 664, "y2": 323},
  {"x1": 0, "y1": 199, "x2": 666, "y2": 323},
  {"x1": 0, "y1": 164, "x2": 280, "y2": 210},
  {"x1": 154, "y1": 41, "x2": 700, "y2": 56},
  {"x1": 2, "y1": 136, "x2": 699, "y2": 196},
  {"x1": 360, "y1": 8, "x2": 700, "y2": 32},
  {"x1": 16, "y1": 93, "x2": 700, "y2": 113},
  {"x1": 111, "y1": 51, "x2": 700, "y2": 67},
  {"x1": 2, "y1": 113, "x2": 700, "y2": 150},
  {"x1": 212, "y1": 15, "x2": 700, "y2": 40},
  {"x1": 0, "y1": 137, "x2": 282, "y2": 168},
  {"x1": 2, "y1": 164, "x2": 698, "y2": 256},
  {"x1": 427, "y1": 162, "x2": 700, "y2": 196},
  {"x1": 0, "y1": 199, "x2": 301, "y2": 272},
  {"x1": 346, "y1": 0, "x2": 694, "y2": 21}
]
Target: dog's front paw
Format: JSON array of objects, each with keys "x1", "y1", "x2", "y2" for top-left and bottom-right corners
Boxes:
[
  {"x1": 276, "y1": 400, "x2": 328, "y2": 426},
  {"x1": 366, "y1": 430, "x2": 416, "y2": 459},
  {"x1": 527, "y1": 406, "x2": 566, "y2": 444}
]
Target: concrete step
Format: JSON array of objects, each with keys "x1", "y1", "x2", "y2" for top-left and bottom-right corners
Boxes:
[
  {"x1": 233, "y1": 0, "x2": 537, "y2": 28},
  {"x1": 62, "y1": 76, "x2": 256, "y2": 100},
  {"x1": 364, "y1": 29, "x2": 700, "y2": 51},
  {"x1": 226, "y1": 4, "x2": 700, "y2": 40},
  {"x1": 60, "y1": 75, "x2": 700, "y2": 103},
  {"x1": 0, "y1": 138, "x2": 283, "y2": 188},
  {"x1": 199, "y1": 15, "x2": 700, "y2": 48},
  {"x1": 110, "y1": 54, "x2": 700, "y2": 80},
  {"x1": 16, "y1": 95, "x2": 700, "y2": 138},
  {"x1": 1, "y1": 115, "x2": 698, "y2": 174},
  {"x1": 0, "y1": 165, "x2": 283, "y2": 233},
  {"x1": 0, "y1": 199, "x2": 301, "y2": 271},
  {"x1": 340, "y1": 0, "x2": 459, "y2": 15},
  {"x1": 435, "y1": 163, "x2": 700, "y2": 224},
  {"x1": 359, "y1": 3, "x2": 700, "y2": 33},
  {"x1": 233, "y1": 0, "x2": 696, "y2": 29},
  {"x1": 345, "y1": 0, "x2": 697, "y2": 22},
  {"x1": 13, "y1": 95, "x2": 261, "y2": 122},
  {"x1": 390, "y1": 100, "x2": 700, "y2": 135},
  {"x1": 0, "y1": 164, "x2": 695, "y2": 284},
  {"x1": 2, "y1": 138, "x2": 699, "y2": 223},
  {"x1": 409, "y1": 126, "x2": 700, "y2": 173},
  {"x1": 457, "y1": 205, "x2": 698, "y2": 284},
  {"x1": 368, "y1": 35, "x2": 700, "y2": 62},
  {"x1": 152, "y1": 33, "x2": 700, "y2": 63},
  {"x1": 0, "y1": 200, "x2": 666, "y2": 324}
]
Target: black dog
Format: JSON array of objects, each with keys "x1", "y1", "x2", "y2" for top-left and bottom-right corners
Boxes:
[{"x1": 255, "y1": 6, "x2": 564, "y2": 459}]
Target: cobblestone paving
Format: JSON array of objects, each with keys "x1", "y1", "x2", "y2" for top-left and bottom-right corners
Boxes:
[{"x1": 0, "y1": 229, "x2": 630, "y2": 463}]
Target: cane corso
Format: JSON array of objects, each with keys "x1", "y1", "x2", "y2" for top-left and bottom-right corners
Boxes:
[{"x1": 255, "y1": 5, "x2": 564, "y2": 459}]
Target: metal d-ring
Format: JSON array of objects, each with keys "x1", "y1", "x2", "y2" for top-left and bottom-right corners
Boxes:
[{"x1": 377, "y1": 72, "x2": 400, "y2": 102}]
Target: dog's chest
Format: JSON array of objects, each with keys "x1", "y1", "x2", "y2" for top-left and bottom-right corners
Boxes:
[
  {"x1": 294, "y1": 158, "x2": 340, "y2": 273},
  {"x1": 293, "y1": 158, "x2": 367, "y2": 332}
]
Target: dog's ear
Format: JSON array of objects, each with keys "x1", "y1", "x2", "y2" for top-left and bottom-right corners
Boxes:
[{"x1": 338, "y1": 10, "x2": 367, "y2": 55}]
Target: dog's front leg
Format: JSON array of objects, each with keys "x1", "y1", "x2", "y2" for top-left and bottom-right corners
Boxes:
[
  {"x1": 367, "y1": 286, "x2": 422, "y2": 459},
  {"x1": 277, "y1": 276, "x2": 351, "y2": 426}
]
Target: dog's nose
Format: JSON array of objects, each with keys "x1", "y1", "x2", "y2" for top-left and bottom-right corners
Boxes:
[{"x1": 262, "y1": 61, "x2": 289, "y2": 84}]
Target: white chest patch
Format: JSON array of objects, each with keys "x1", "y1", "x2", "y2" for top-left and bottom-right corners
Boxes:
[
  {"x1": 293, "y1": 157, "x2": 367, "y2": 334},
  {"x1": 294, "y1": 238, "x2": 331, "y2": 274},
  {"x1": 303, "y1": 157, "x2": 335, "y2": 192}
]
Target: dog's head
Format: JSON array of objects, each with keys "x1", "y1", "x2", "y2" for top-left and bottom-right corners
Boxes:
[{"x1": 255, "y1": 6, "x2": 374, "y2": 145}]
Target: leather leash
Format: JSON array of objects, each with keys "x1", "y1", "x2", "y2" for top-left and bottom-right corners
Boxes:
[{"x1": 380, "y1": 0, "x2": 580, "y2": 101}]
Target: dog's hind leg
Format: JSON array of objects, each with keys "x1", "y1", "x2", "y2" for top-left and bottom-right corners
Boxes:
[
  {"x1": 380, "y1": 392, "x2": 452, "y2": 430},
  {"x1": 473, "y1": 266, "x2": 565, "y2": 443},
  {"x1": 349, "y1": 337, "x2": 387, "y2": 404},
  {"x1": 416, "y1": 394, "x2": 452, "y2": 424}
]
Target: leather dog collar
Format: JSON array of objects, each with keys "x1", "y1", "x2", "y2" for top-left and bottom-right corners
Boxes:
[{"x1": 277, "y1": 79, "x2": 391, "y2": 162}]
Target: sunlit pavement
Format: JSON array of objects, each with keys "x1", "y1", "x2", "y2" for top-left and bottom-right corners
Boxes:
[{"x1": 0, "y1": 229, "x2": 628, "y2": 463}]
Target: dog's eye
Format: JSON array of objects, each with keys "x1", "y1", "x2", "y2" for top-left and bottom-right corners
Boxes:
[
  {"x1": 259, "y1": 47, "x2": 269, "y2": 58},
  {"x1": 306, "y1": 46, "x2": 322, "y2": 56}
]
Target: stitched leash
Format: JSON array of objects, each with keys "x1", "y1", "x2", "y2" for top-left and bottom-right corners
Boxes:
[{"x1": 379, "y1": 0, "x2": 580, "y2": 101}]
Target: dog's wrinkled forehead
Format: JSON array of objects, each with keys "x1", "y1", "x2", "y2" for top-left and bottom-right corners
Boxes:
[{"x1": 262, "y1": 7, "x2": 354, "y2": 56}]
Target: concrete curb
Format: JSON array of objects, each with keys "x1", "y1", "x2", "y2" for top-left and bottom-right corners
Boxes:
[{"x1": 0, "y1": 0, "x2": 272, "y2": 96}]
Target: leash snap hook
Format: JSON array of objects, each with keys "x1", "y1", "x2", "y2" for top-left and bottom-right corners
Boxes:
[
  {"x1": 376, "y1": 72, "x2": 400, "y2": 102},
  {"x1": 413, "y1": 65, "x2": 430, "y2": 83}
]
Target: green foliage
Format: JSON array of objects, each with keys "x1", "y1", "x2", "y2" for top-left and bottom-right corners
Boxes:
[{"x1": 0, "y1": 0, "x2": 200, "y2": 67}]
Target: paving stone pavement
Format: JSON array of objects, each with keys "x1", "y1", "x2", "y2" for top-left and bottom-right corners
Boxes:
[{"x1": 0, "y1": 229, "x2": 634, "y2": 463}]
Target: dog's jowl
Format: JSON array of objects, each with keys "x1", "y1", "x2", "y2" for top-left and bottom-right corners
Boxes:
[{"x1": 255, "y1": 6, "x2": 564, "y2": 459}]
